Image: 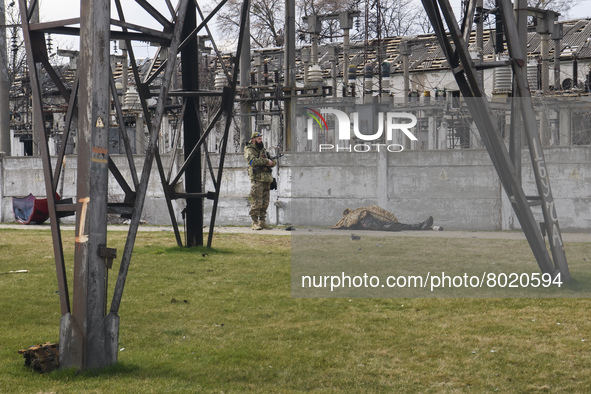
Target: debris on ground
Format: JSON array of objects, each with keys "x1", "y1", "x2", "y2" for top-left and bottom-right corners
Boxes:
[
  {"x1": 0, "y1": 269, "x2": 29, "y2": 275},
  {"x1": 19, "y1": 342, "x2": 59, "y2": 373}
]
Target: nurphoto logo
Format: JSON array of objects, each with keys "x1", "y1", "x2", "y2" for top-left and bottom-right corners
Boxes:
[{"x1": 304, "y1": 107, "x2": 418, "y2": 152}]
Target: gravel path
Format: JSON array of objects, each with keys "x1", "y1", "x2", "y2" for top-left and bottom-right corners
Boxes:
[{"x1": 2, "y1": 223, "x2": 590, "y2": 242}]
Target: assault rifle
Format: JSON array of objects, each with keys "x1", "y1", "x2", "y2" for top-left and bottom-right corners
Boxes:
[
  {"x1": 251, "y1": 153, "x2": 283, "y2": 190},
  {"x1": 268, "y1": 153, "x2": 283, "y2": 190},
  {"x1": 252, "y1": 153, "x2": 283, "y2": 173},
  {"x1": 253, "y1": 153, "x2": 283, "y2": 172},
  {"x1": 268, "y1": 153, "x2": 284, "y2": 161}
]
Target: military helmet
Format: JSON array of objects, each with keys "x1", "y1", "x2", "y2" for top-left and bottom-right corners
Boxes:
[{"x1": 251, "y1": 132, "x2": 262, "y2": 139}]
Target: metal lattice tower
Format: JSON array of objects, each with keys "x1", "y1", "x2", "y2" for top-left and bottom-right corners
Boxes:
[
  {"x1": 420, "y1": 0, "x2": 570, "y2": 280},
  {"x1": 18, "y1": 0, "x2": 250, "y2": 370}
]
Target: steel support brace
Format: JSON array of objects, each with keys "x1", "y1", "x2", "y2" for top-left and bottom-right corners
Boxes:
[
  {"x1": 181, "y1": 4, "x2": 204, "y2": 247},
  {"x1": 498, "y1": 0, "x2": 569, "y2": 279},
  {"x1": 152, "y1": 0, "x2": 250, "y2": 248},
  {"x1": 208, "y1": 0, "x2": 251, "y2": 247},
  {"x1": 60, "y1": 0, "x2": 113, "y2": 370},
  {"x1": 18, "y1": 0, "x2": 242, "y2": 371},
  {"x1": 110, "y1": 0, "x2": 190, "y2": 316},
  {"x1": 420, "y1": 0, "x2": 569, "y2": 280},
  {"x1": 18, "y1": 0, "x2": 70, "y2": 316}
]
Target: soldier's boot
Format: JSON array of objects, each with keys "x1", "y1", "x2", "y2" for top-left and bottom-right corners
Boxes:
[
  {"x1": 258, "y1": 219, "x2": 272, "y2": 230},
  {"x1": 407, "y1": 216, "x2": 434, "y2": 230},
  {"x1": 251, "y1": 216, "x2": 262, "y2": 230}
]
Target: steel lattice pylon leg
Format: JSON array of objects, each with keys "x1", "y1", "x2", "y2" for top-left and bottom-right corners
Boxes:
[
  {"x1": 19, "y1": 0, "x2": 249, "y2": 371},
  {"x1": 420, "y1": 0, "x2": 570, "y2": 280}
]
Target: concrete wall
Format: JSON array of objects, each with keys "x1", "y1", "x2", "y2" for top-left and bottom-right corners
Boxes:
[
  {"x1": 521, "y1": 147, "x2": 591, "y2": 233},
  {"x1": 205, "y1": 147, "x2": 591, "y2": 232},
  {"x1": 2, "y1": 147, "x2": 590, "y2": 232},
  {"x1": 211, "y1": 149, "x2": 505, "y2": 230},
  {"x1": 0, "y1": 154, "x2": 182, "y2": 225}
]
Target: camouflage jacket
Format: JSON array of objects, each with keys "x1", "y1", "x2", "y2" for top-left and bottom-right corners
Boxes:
[
  {"x1": 244, "y1": 142, "x2": 276, "y2": 183},
  {"x1": 332, "y1": 205, "x2": 399, "y2": 229}
]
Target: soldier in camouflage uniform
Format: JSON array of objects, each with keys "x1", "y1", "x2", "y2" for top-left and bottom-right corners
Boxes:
[
  {"x1": 333, "y1": 205, "x2": 433, "y2": 231},
  {"x1": 245, "y1": 132, "x2": 276, "y2": 230}
]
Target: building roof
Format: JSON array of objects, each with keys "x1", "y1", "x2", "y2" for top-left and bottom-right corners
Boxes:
[{"x1": 251, "y1": 18, "x2": 591, "y2": 80}]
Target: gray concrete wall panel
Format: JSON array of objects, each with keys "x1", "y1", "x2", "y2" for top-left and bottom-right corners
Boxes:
[{"x1": 1, "y1": 147, "x2": 590, "y2": 232}]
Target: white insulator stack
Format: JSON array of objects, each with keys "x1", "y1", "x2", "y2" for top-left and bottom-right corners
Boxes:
[
  {"x1": 527, "y1": 63, "x2": 539, "y2": 91},
  {"x1": 493, "y1": 67, "x2": 513, "y2": 94},
  {"x1": 307, "y1": 65, "x2": 324, "y2": 86},
  {"x1": 124, "y1": 84, "x2": 140, "y2": 110},
  {"x1": 214, "y1": 73, "x2": 227, "y2": 90}
]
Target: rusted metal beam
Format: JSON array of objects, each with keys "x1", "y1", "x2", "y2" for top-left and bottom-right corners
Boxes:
[
  {"x1": 499, "y1": 0, "x2": 569, "y2": 280},
  {"x1": 172, "y1": 192, "x2": 216, "y2": 199},
  {"x1": 169, "y1": 107, "x2": 223, "y2": 187},
  {"x1": 113, "y1": 0, "x2": 153, "y2": 125},
  {"x1": 202, "y1": 140, "x2": 218, "y2": 188},
  {"x1": 420, "y1": 0, "x2": 569, "y2": 280},
  {"x1": 18, "y1": 0, "x2": 239, "y2": 371},
  {"x1": 154, "y1": 149, "x2": 183, "y2": 246},
  {"x1": 168, "y1": 90, "x2": 224, "y2": 97},
  {"x1": 58, "y1": 0, "x2": 114, "y2": 371},
  {"x1": 29, "y1": 25, "x2": 171, "y2": 45},
  {"x1": 182, "y1": 3, "x2": 204, "y2": 247},
  {"x1": 18, "y1": 0, "x2": 70, "y2": 317},
  {"x1": 108, "y1": 158, "x2": 136, "y2": 202},
  {"x1": 208, "y1": 0, "x2": 251, "y2": 247},
  {"x1": 27, "y1": 18, "x2": 80, "y2": 31},
  {"x1": 26, "y1": 0, "x2": 38, "y2": 22},
  {"x1": 52, "y1": 76, "x2": 79, "y2": 191},
  {"x1": 110, "y1": 0, "x2": 190, "y2": 315},
  {"x1": 195, "y1": 0, "x2": 232, "y2": 81},
  {"x1": 143, "y1": 0, "x2": 229, "y2": 85},
  {"x1": 109, "y1": 19, "x2": 173, "y2": 40},
  {"x1": 29, "y1": 18, "x2": 170, "y2": 45},
  {"x1": 109, "y1": 67, "x2": 140, "y2": 189},
  {"x1": 461, "y1": 0, "x2": 477, "y2": 46},
  {"x1": 166, "y1": 100, "x2": 187, "y2": 183},
  {"x1": 135, "y1": 0, "x2": 174, "y2": 31}
]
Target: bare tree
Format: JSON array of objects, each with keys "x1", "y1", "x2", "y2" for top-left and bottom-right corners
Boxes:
[
  {"x1": 529, "y1": 0, "x2": 581, "y2": 15},
  {"x1": 215, "y1": 0, "x2": 580, "y2": 52},
  {"x1": 298, "y1": 0, "x2": 358, "y2": 42},
  {"x1": 299, "y1": 0, "x2": 432, "y2": 43},
  {"x1": 5, "y1": 3, "x2": 70, "y2": 134},
  {"x1": 215, "y1": 0, "x2": 285, "y2": 48},
  {"x1": 415, "y1": 8, "x2": 435, "y2": 34},
  {"x1": 293, "y1": 0, "x2": 364, "y2": 48},
  {"x1": 368, "y1": 0, "x2": 425, "y2": 37},
  {"x1": 482, "y1": 0, "x2": 580, "y2": 15}
]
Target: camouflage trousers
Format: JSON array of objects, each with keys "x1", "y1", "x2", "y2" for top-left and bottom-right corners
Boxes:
[{"x1": 249, "y1": 180, "x2": 270, "y2": 220}]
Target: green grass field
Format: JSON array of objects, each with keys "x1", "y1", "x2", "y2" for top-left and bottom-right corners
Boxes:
[
  {"x1": 1, "y1": 228, "x2": 591, "y2": 392},
  {"x1": 292, "y1": 233, "x2": 591, "y2": 297}
]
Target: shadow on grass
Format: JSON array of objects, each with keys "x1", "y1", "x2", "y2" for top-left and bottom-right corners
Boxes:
[
  {"x1": 561, "y1": 276, "x2": 591, "y2": 293},
  {"x1": 44, "y1": 362, "x2": 141, "y2": 380},
  {"x1": 144, "y1": 246, "x2": 234, "y2": 256},
  {"x1": 44, "y1": 362, "x2": 219, "y2": 389}
]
